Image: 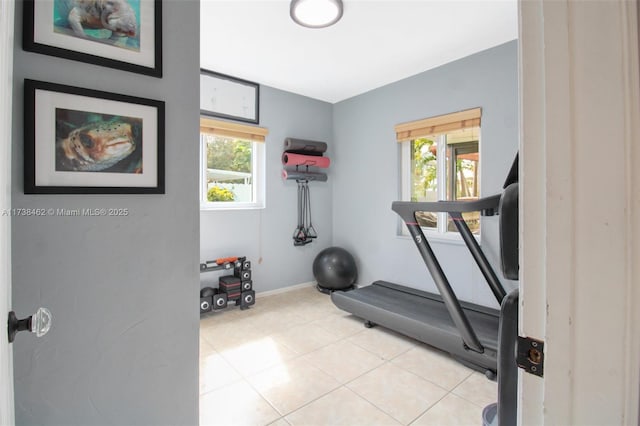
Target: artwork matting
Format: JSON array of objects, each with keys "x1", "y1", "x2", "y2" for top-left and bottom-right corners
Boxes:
[
  {"x1": 23, "y1": 0, "x2": 162, "y2": 77},
  {"x1": 24, "y1": 79, "x2": 165, "y2": 194}
]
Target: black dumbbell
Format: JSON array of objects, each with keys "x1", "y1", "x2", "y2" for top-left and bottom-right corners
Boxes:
[
  {"x1": 240, "y1": 290, "x2": 255, "y2": 309},
  {"x1": 234, "y1": 269, "x2": 251, "y2": 282},
  {"x1": 200, "y1": 297, "x2": 212, "y2": 313},
  {"x1": 200, "y1": 287, "x2": 216, "y2": 313},
  {"x1": 212, "y1": 292, "x2": 227, "y2": 310}
]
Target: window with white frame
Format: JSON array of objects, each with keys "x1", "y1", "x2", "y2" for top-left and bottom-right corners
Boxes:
[
  {"x1": 200, "y1": 117, "x2": 267, "y2": 210},
  {"x1": 397, "y1": 108, "x2": 481, "y2": 235}
]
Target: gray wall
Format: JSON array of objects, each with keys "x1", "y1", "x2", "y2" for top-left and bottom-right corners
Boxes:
[
  {"x1": 200, "y1": 87, "x2": 333, "y2": 293},
  {"x1": 11, "y1": 2, "x2": 200, "y2": 425},
  {"x1": 332, "y1": 41, "x2": 518, "y2": 308}
]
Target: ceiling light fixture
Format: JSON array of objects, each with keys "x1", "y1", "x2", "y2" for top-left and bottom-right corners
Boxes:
[{"x1": 290, "y1": 0, "x2": 343, "y2": 29}]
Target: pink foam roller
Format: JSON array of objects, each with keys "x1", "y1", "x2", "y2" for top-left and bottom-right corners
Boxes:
[{"x1": 282, "y1": 152, "x2": 330, "y2": 168}]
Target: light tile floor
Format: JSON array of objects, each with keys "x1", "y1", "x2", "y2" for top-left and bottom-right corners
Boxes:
[{"x1": 200, "y1": 286, "x2": 497, "y2": 426}]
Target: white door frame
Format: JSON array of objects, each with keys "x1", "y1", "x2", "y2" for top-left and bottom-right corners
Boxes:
[
  {"x1": 0, "y1": 0, "x2": 15, "y2": 424},
  {"x1": 519, "y1": 0, "x2": 640, "y2": 424}
]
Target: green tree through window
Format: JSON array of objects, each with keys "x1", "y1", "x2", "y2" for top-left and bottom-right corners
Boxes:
[
  {"x1": 205, "y1": 135, "x2": 252, "y2": 179},
  {"x1": 200, "y1": 118, "x2": 267, "y2": 209},
  {"x1": 203, "y1": 134, "x2": 254, "y2": 203},
  {"x1": 407, "y1": 132, "x2": 480, "y2": 234},
  {"x1": 411, "y1": 137, "x2": 437, "y2": 202}
]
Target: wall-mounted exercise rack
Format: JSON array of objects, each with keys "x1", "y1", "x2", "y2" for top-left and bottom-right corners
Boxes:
[
  {"x1": 200, "y1": 256, "x2": 243, "y2": 273},
  {"x1": 282, "y1": 138, "x2": 330, "y2": 246},
  {"x1": 199, "y1": 256, "x2": 255, "y2": 313},
  {"x1": 281, "y1": 138, "x2": 330, "y2": 182}
]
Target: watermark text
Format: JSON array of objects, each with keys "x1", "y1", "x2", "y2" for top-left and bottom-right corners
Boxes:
[{"x1": 1, "y1": 208, "x2": 130, "y2": 217}]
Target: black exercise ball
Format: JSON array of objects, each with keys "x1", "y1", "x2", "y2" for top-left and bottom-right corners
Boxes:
[{"x1": 313, "y1": 247, "x2": 357, "y2": 291}]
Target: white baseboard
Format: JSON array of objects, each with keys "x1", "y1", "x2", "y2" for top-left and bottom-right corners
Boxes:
[{"x1": 256, "y1": 281, "x2": 316, "y2": 298}]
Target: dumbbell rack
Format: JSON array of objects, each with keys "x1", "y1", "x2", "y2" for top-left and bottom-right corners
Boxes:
[{"x1": 199, "y1": 256, "x2": 255, "y2": 314}]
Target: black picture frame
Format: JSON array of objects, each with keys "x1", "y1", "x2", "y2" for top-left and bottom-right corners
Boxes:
[
  {"x1": 23, "y1": 0, "x2": 162, "y2": 77},
  {"x1": 24, "y1": 79, "x2": 165, "y2": 194},
  {"x1": 200, "y1": 69, "x2": 260, "y2": 124}
]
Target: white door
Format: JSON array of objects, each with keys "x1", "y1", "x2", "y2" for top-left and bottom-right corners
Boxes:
[
  {"x1": 0, "y1": 0, "x2": 14, "y2": 424},
  {"x1": 519, "y1": 0, "x2": 640, "y2": 424}
]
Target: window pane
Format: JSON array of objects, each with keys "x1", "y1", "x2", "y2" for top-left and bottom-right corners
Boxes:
[
  {"x1": 410, "y1": 138, "x2": 438, "y2": 229},
  {"x1": 445, "y1": 137, "x2": 480, "y2": 234},
  {"x1": 203, "y1": 134, "x2": 253, "y2": 203}
]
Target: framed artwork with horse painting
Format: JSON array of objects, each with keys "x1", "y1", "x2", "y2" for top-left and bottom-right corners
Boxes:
[
  {"x1": 24, "y1": 79, "x2": 165, "y2": 194},
  {"x1": 23, "y1": 0, "x2": 162, "y2": 77}
]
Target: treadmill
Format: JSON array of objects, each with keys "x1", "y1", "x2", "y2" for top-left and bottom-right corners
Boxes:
[{"x1": 331, "y1": 156, "x2": 518, "y2": 378}]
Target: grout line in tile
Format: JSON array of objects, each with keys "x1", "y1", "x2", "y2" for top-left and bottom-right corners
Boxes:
[
  {"x1": 198, "y1": 348, "x2": 249, "y2": 398},
  {"x1": 450, "y1": 382, "x2": 498, "y2": 409},
  {"x1": 405, "y1": 390, "x2": 451, "y2": 426},
  {"x1": 341, "y1": 361, "x2": 411, "y2": 425},
  {"x1": 341, "y1": 359, "x2": 457, "y2": 426},
  {"x1": 385, "y1": 346, "x2": 476, "y2": 392},
  {"x1": 455, "y1": 394, "x2": 495, "y2": 409},
  {"x1": 198, "y1": 376, "x2": 245, "y2": 399},
  {"x1": 346, "y1": 333, "x2": 415, "y2": 361},
  {"x1": 242, "y1": 375, "x2": 286, "y2": 419},
  {"x1": 345, "y1": 358, "x2": 451, "y2": 394},
  {"x1": 280, "y1": 384, "x2": 367, "y2": 422},
  {"x1": 267, "y1": 417, "x2": 292, "y2": 426},
  {"x1": 242, "y1": 355, "x2": 344, "y2": 419},
  {"x1": 198, "y1": 346, "x2": 247, "y2": 398}
]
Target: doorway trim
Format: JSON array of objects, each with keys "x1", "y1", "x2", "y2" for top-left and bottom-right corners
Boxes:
[
  {"x1": 0, "y1": 0, "x2": 15, "y2": 424},
  {"x1": 519, "y1": 0, "x2": 640, "y2": 423}
]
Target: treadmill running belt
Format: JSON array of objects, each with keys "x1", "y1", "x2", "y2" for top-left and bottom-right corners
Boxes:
[{"x1": 331, "y1": 280, "x2": 500, "y2": 372}]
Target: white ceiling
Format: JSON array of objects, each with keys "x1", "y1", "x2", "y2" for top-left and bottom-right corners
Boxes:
[{"x1": 200, "y1": 1, "x2": 518, "y2": 104}]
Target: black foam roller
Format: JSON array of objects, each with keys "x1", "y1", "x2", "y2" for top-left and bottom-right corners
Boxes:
[{"x1": 284, "y1": 138, "x2": 327, "y2": 153}]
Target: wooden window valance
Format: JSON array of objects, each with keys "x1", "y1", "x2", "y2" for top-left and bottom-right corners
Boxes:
[
  {"x1": 200, "y1": 117, "x2": 268, "y2": 142},
  {"x1": 395, "y1": 107, "x2": 481, "y2": 142}
]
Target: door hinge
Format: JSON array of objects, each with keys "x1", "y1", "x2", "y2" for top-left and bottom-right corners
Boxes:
[{"x1": 517, "y1": 336, "x2": 544, "y2": 377}]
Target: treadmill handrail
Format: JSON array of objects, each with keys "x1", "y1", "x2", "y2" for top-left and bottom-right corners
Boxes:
[
  {"x1": 390, "y1": 192, "x2": 508, "y2": 353},
  {"x1": 392, "y1": 193, "x2": 507, "y2": 303},
  {"x1": 403, "y1": 222, "x2": 485, "y2": 353},
  {"x1": 392, "y1": 194, "x2": 501, "y2": 222}
]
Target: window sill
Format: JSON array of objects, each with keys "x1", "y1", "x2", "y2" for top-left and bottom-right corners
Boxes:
[{"x1": 200, "y1": 202, "x2": 265, "y2": 211}]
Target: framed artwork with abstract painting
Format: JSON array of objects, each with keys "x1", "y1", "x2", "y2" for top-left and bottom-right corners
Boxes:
[
  {"x1": 23, "y1": 0, "x2": 162, "y2": 77},
  {"x1": 24, "y1": 79, "x2": 165, "y2": 194}
]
